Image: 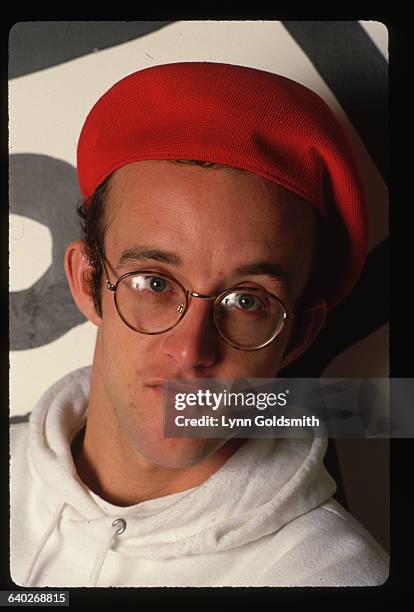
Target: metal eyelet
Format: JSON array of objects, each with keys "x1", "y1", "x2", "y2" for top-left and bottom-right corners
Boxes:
[{"x1": 112, "y1": 518, "x2": 126, "y2": 535}]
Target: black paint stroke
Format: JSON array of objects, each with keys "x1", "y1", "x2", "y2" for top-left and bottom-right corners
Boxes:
[
  {"x1": 9, "y1": 21, "x2": 175, "y2": 79},
  {"x1": 10, "y1": 154, "x2": 86, "y2": 350},
  {"x1": 10, "y1": 413, "x2": 30, "y2": 424},
  {"x1": 280, "y1": 238, "x2": 389, "y2": 378},
  {"x1": 282, "y1": 21, "x2": 388, "y2": 184}
]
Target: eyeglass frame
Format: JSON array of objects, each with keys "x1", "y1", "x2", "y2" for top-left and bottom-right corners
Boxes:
[{"x1": 99, "y1": 254, "x2": 295, "y2": 351}]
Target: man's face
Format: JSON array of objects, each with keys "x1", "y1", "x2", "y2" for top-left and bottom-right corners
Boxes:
[{"x1": 93, "y1": 160, "x2": 317, "y2": 468}]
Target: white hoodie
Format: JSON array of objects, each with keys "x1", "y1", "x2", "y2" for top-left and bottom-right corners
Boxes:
[{"x1": 10, "y1": 366, "x2": 389, "y2": 587}]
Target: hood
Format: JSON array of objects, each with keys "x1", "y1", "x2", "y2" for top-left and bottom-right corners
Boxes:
[{"x1": 28, "y1": 366, "x2": 337, "y2": 563}]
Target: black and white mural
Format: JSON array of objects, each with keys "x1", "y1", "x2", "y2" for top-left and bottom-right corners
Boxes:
[{"x1": 9, "y1": 20, "x2": 389, "y2": 549}]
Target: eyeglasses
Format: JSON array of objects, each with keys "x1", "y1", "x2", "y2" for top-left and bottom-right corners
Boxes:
[{"x1": 101, "y1": 257, "x2": 294, "y2": 351}]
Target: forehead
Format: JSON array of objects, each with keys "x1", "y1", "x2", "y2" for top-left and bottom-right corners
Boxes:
[{"x1": 103, "y1": 160, "x2": 317, "y2": 278}]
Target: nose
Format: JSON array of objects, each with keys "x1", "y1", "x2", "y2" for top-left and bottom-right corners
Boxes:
[{"x1": 161, "y1": 295, "x2": 218, "y2": 369}]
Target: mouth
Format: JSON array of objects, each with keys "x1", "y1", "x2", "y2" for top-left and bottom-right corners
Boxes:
[
  {"x1": 145, "y1": 379, "x2": 201, "y2": 394},
  {"x1": 146, "y1": 383, "x2": 165, "y2": 394}
]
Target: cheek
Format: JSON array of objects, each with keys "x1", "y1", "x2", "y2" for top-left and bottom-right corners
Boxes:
[
  {"x1": 220, "y1": 341, "x2": 287, "y2": 380},
  {"x1": 228, "y1": 317, "x2": 293, "y2": 378},
  {"x1": 97, "y1": 301, "x2": 155, "y2": 383}
]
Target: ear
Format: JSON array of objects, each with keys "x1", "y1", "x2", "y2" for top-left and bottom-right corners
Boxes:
[
  {"x1": 64, "y1": 240, "x2": 102, "y2": 326},
  {"x1": 280, "y1": 299, "x2": 327, "y2": 369}
]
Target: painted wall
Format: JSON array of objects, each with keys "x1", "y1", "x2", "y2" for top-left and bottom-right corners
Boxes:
[{"x1": 9, "y1": 20, "x2": 389, "y2": 550}]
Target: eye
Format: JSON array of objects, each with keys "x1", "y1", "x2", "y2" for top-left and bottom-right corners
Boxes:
[
  {"x1": 131, "y1": 275, "x2": 170, "y2": 293},
  {"x1": 237, "y1": 293, "x2": 259, "y2": 310},
  {"x1": 148, "y1": 276, "x2": 167, "y2": 292},
  {"x1": 223, "y1": 292, "x2": 264, "y2": 312}
]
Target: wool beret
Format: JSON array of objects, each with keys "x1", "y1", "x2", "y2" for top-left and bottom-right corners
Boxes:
[{"x1": 77, "y1": 61, "x2": 367, "y2": 310}]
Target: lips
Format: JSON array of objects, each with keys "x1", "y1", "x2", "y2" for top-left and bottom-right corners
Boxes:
[
  {"x1": 146, "y1": 379, "x2": 167, "y2": 388},
  {"x1": 146, "y1": 384, "x2": 165, "y2": 394},
  {"x1": 146, "y1": 377, "x2": 201, "y2": 386},
  {"x1": 145, "y1": 378, "x2": 203, "y2": 394}
]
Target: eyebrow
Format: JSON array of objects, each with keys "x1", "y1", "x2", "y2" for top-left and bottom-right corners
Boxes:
[
  {"x1": 117, "y1": 247, "x2": 290, "y2": 291},
  {"x1": 118, "y1": 247, "x2": 183, "y2": 267},
  {"x1": 234, "y1": 262, "x2": 291, "y2": 292}
]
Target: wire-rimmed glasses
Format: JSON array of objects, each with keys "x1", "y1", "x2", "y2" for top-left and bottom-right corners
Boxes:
[{"x1": 101, "y1": 260, "x2": 294, "y2": 351}]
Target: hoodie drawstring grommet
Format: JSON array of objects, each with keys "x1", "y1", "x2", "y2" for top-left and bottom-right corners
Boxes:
[
  {"x1": 112, "y1": 518, "x2": 126, "y2": 534},
  {"x1": 90, "y1": 518, "x2": 127, "y2": 587}
]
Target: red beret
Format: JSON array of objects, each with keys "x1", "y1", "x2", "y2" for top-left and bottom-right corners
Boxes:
[{"x1": 77, "y1": 61, "x2": 367, "y2": 310}]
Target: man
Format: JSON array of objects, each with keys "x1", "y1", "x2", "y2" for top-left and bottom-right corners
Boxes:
[{"x1": 10, "y1": 62, "x2": 389, "y2": 587}]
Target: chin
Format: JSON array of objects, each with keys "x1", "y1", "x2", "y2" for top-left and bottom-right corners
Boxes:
[{"x1": 122, "y1": 388, "x2": 229, "y2": 468}]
